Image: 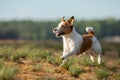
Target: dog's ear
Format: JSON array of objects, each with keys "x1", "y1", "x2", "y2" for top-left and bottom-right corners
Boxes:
[
  {"x1": 61, "y1": 16, "x2": 65, "y2": 22},
  {"x1": 67, "y1": 16, "x2": 75, "y2": 25}
]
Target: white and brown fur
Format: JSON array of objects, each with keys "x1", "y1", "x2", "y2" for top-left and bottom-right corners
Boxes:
[{"x1": 53, "y1": 16, "x2": 102, "y2": 66}]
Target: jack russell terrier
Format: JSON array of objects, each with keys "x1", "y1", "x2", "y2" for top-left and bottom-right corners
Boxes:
[{"x1": 53, "y1": 16, "x2": 102, "y2": 66}]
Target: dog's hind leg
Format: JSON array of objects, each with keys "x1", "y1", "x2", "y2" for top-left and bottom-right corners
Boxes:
[
  {"x1": 90, "y1": 38, "x2": 102, "y2": 64},
  {"x1": 90, "y1": 53, "x2": 95, "y2": 63},
  {"x1": 98, "y1": 54, "x2": 102, "y2": 64},
  {"x1": 91, "y1": 48, "x2": 102, "y2": 64}
]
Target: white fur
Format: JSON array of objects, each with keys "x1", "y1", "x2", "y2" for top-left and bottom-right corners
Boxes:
[
  {"x1": 61, "y1": 28, "x2": 83, "y2": 59},
  {"x1": 90, "y1": 54, "x2": 95, "y2": 62},
  {"x1": 57, "y1": 22, "x2": 64, "y2": 32},
  {"x1": 86, "y1": 27, "x2": 95, "y2": 33},
  {"x1": 90, "y1": 37, "x2": 102, "y2": 64},
  {"x1": 55, "y1": 22, "x2": 102, "y2": 65}
]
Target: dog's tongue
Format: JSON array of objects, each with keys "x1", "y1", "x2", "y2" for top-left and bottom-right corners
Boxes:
[{"x1": 56, "y1": 32, "x2": 59, "y2": 36}]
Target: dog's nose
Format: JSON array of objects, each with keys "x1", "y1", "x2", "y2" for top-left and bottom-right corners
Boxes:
[{"x1": 53, "y1": 28, "x2": 57, "y2": 32}]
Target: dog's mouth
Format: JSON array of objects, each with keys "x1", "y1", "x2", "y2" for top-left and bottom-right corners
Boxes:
[
  {"x1": 53, "y1": 30, "x2": 65, "y2": 37},
  {"x1": 55, "y1": 32, "x2": 60, "y2": 36},
  {"x1": 55, "y1": 32, "x2": 64, "y2": 37}
]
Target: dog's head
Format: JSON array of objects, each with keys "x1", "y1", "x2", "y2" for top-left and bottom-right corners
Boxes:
[{"x1": 53, "y1": 16, "x2": 75, "y2": 37}]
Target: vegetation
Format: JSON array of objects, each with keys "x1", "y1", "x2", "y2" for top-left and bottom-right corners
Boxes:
[
  {"x1": 0, "y1": 60, "x2": 18, "y2": 80},
  {"x1": 0, "y1": 40, "x2": 120, "y2": 80},
  {"x1": 0, "y1": 17, "x2": 120, "y2": 80},
  {"x1": 68, "y1": 66, "x2": 83, "y2": 77},
  {"x1": 95, "y1": 68, "x2": 110, "y2": 80},
  {"x1": 0, "y1": 18, "x2": 120, "y2": 40}
]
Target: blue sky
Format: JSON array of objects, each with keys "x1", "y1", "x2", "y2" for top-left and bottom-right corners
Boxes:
[{"x1": 0, "y1": 0, "x2": 120, "y2": 20}]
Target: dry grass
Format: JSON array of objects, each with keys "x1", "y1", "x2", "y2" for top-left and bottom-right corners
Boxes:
[{"x1": 0, "y1": 40, "x2": 120, "y2": 80}]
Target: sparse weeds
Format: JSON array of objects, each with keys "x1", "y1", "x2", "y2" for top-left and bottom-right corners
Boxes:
[
  {"x1": 12, "y1": 51, "x2": 27, "y2": 61},
  {"x1": 47, "y1": 55, "x2": 62, "y2": 65},
  {"x1": 117, "y1": 47, "x2": 120, "y2": 57},
  {"x1": 0, "y1": 41, "x2": 120, "y2": 80},
  {"x1": 95, "y1": 68, "x2": 110, "y2": 80},
  {"x1": 29, "y1": 49, "x2": 52, "y2": 59},
  {"x1": 39, "y1": 50, "x2": 52, "y2": 59},
  {"x1": 78, "y1": 55, "x2": 106, "y2": 67},
  {"x1": 0, "y1": 46, "x2": 13, "y2": 60},
  {"x1": 28, "y1": 49, "x2": 43, "y2": 60},
  {"x1": 93, "y1": 60, "x2": 106, "y2": 67},
  {"x1": 0, "y1": 65, "x2": 18, "y2": 80},
  {"x1": 46, "y1": 56, "x2": 54, "y2": 64},
  {"x1": 62, "y1": 58, "x2": 74, "y2": 70},
  {"x1": 114, "y1": 73, "x2": 120, "y2": 80},
  {"x1": 118, "y1": 59, "x2": 120, "y2": 65},
  {"x1": 36, "y1": 76, "x2": 57, "y2": 80},
  {"x1": 32, "y1": 64, "x2": 41, "y2": 72},
  {"x1": 79, "y1": 56, "x2": 93, "y2": 66},
  {"x1": 0, "y1": 59, "x2": 4, "y2": 69},
  {"x1": 69, "y1": 66, "x2": 83, "y2": 78}
]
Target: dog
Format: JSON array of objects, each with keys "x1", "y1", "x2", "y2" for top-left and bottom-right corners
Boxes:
[{"x1": 53, "y1": 16, "x2": 102, "y2": 66}]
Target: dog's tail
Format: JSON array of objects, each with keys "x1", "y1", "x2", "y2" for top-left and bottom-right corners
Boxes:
[{"x1": 86, "y1": 27, "x2": 95, "y2": 36}]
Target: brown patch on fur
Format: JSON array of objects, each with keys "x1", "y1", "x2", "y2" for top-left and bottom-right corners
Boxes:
[
  {"x1": 60, "y1": 21, "x2": 73, "y2": 35},
  {"x1": 82, "y1": 31, "x2": 95, "y2": 37},
  {"x1": 59, "y1": 16, "x2": 75, "y2": 35},
  {"x1": 90, "y1": 31, "x2": 95, "y2": 36},
  {"x1": 76, "y1": 34, "x2": 93, "y2": 55},
  {"x1": 67, "y1": 16, "x2": 74, "y2": 25},
  {"x1": 61, "y1": 16, "x2": 65, "y2": 22}
]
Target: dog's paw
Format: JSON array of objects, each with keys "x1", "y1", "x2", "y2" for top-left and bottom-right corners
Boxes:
[{"x1": 60, "y1": 56, "x2": 65, "y2": 60}]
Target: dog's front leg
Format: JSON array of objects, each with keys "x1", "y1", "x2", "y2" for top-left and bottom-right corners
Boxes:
[
  {"x1": 61, "y1": 48, "x2": 76, "y2": 60},
  {"x1": 60, "y1": 59, "x2": 67, "y2": 66},
  {"x1": 60, "y1": 50, "x2": 75, "y2": 66},
  {"x1": 60, "y1": 49, "x2": 69, "y2": 66},
  {"x1": 60, "y1": 46, "x2": 69, "y2": 66}
]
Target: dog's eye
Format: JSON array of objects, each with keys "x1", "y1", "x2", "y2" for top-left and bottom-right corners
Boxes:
[{"x1": 62, "y1": 25, "x2": 66, "y2": 28}]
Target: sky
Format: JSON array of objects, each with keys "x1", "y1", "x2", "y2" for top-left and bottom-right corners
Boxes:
[{"x1": 0, "y1": 0, "x2": 120, "y2": 20}]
